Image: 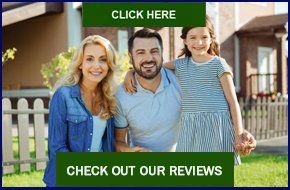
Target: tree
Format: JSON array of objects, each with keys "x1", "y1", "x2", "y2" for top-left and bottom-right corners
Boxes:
[
  {"x1": 40, "y1": 48, "x2": 75, "y2": 90},
  {"x1": 2, "y1": 48, "x2": 17, "y2": 66}
]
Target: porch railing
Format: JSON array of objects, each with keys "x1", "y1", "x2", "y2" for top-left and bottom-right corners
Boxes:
[{"x1": 248, "y1": 73, "x2": 278, "y2": 98}]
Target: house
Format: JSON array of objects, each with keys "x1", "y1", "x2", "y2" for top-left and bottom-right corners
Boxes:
[
  {"x1": 2, "y1": 2, "x2": 71, "y2": 97},
  {"x1": 204, "y1": 3, "x2": 288, "y2": 98},
  {"x1": 236, "y1": 14, "x2": 288, "y2": 98},
  {"x1": 2, "y1": 2, "x2": 132, "y2": 99},
  {"x1": 149, "y1": 3, "x2": 288, "y2": 98},
  {"x1": 2, "y1": 2, "x2": 288, "y2": 101}
]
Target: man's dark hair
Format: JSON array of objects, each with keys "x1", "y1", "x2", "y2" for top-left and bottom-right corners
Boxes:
[{"x1": 128, "y1": 28, "x2": 163, "y2": 53}]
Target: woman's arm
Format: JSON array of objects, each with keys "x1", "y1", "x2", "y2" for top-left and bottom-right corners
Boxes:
[{"x1": 48, "y1": 89, "x2": 70, "y2": 155}]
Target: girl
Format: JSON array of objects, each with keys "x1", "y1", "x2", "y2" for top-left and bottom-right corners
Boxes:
[
  {"x1": 43, "y1": 35, "x2": 117, "y2": 186},
  {"x1": 125, "y1": 17, "x2": 256, "y2": 164}
]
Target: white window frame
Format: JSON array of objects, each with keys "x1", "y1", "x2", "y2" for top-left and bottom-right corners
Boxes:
[
  {"x1": 257, "y1": 46, "x2": 274, "y2": 93},
  {"x1": 206, "y1": 2, "x2": 219, "y2": 43},
  {"x1": 118, "y1": 30, "x2": 128, "y2": 57},
  {"x1": 67, "y1": 2, "x2": 82, "y2": 48},
  {"x1": 234, "y1": 35, "x2": 240, "y2": 92}
]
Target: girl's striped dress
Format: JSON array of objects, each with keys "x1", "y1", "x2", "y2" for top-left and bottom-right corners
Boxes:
[{"x1": 174, "y1": 56, "x2": 241, "y2": 165}]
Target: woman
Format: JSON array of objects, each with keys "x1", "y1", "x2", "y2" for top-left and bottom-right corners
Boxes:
[{"x1": 43, "y1": 35, "x2": 117, "y2": 186}]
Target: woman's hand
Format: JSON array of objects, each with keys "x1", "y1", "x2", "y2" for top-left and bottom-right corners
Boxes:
[{"x1": 124, "y1": 69, "x2": 137, "y2": 94}]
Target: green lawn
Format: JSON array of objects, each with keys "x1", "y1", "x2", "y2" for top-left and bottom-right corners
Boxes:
[
  {"x1": 234, "y1": 153, "x2": 288, "y2": 187},
  {"x1": 2, "y1": 170, "x2": 46, "y2": 187},
  {"x1": 2, "y1": 152, "x2": 288, "y2": 187},
  {"x1": 6, "y1": 138, "x2": 48, "y2": 174},
  {"x1": 2, "y1": 137, "x2": 47, "y2": 187}
]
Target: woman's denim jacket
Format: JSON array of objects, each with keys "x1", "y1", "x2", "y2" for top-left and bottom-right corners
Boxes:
[{"x1": 43, "y1": 84, "x2": 115, "y2": 187}]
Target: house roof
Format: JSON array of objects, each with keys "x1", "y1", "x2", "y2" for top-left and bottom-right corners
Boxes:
[
  {"x1": 2, "y1": 2, "x2": 63, "y2": 27},
  {"x1": 237, "y1": 14, "x2": 288, "y2": 34}
]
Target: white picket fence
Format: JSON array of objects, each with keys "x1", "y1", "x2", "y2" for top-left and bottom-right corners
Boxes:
[
  {"x1": 1, "y1": 96, "x2": 288, "y2": 174},
  {"x1": 2, "y1": 98, "x2": 48, "y2": 174},
  {"x1": 239, "y1": 96, "x2": 288, "y2": 140}
]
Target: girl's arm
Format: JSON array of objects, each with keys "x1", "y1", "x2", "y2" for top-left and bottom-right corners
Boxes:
[
  {"x1": 163, "y1": 61, "x2": 175, "y2": 70},
  {"x1": 220, "y1": 73, "x2": 244, "y2": 151}
]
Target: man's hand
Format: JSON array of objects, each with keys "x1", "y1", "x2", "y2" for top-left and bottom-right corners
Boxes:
[
  {"x1": 132, "y1": 146, "x2": 152, "y2": 152},
  {"x1": 124, "y1": 69, "x2": 137, "y2": 94},
  {"x1": 119, "y1": 145, "x2": 152, "y2": 152},
  {"x1": 115, "y1": 141, "x2": 152, "y2": 152}
]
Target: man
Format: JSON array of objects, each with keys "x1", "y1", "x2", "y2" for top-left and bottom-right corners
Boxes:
[
  {"x1": 114, "y1": 28, "x2": 181, "y2": 152},
  {"x1": 114, "y1": 28, "x2": 256, "y2": 153}
]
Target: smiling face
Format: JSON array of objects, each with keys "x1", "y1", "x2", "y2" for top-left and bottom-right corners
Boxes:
[
  {"x1": 130, "y1": 37, "x2": 162, "y2": 79},
  {"x1": 184, "y1": 27, "x2": 212, "y2": 57},
  {"x1": 79, "y1": 43, "x2": 109, "y2": 87}
]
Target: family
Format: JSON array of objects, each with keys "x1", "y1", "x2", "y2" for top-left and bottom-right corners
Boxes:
[{"x1": 43, "y1": 16, "x2": 256, "y2": 187}]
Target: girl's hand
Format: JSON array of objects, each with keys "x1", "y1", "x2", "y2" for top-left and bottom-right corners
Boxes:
[
  {"x1": 235, "y1": 130, "x2": 256, "y2": 156},
  {"x1": 234, "y1": 134, "x2": 245, "y2": 155},
  {"x1": 241, "y1": 130, "x2": 256, "y2": 154},
  {"x1": 124, "y1": 69, "x2": 137, "y2": 94}
]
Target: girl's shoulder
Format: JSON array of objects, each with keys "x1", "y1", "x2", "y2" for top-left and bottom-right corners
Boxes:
[
  {"x1": 214, "y1": 56, "x2": 228, "y2": 63},
  {"x1": 174, "y1": 57, "x2": 189, "y2": 63},
  {"x1": 214, "y1": 56, "x2": 233, "y2": 77},
  {"x1": 173, "y1": 57, "x2": 190, "y2": 69},
  {"x1": 216, "y1": 56, "x2": 227, "y2": 63},
  {"x1": 210, "y1": 56, "x2": 228, "y2": 67}
]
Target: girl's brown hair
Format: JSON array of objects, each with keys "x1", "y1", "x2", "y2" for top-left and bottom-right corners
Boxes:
[{"x1": 178, "y1": 15, "x2": 220, "y2": 57}]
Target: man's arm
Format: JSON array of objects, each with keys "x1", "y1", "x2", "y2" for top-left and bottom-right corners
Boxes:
[
  {"x1": 115, "y1": 128, "x2": 130, "y2": 152},
  {"x1": 115, "y1": 128, "x2": 151, "y2": 152},
  {"x1": 114, "y1": 91, "x2": 152, "y2": 152},
  {"x1": 163, "y1": 61, "x2": 175, "y2": 70}
]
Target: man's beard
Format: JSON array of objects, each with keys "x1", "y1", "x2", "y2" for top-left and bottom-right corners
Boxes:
[{"x1": 132, "y1": 60, "x2": 162, "y2": 80}]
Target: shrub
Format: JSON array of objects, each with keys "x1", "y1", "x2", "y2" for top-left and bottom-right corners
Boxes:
[{"x1": 40, "y1": 48, "x2": 75, "y2": 90}]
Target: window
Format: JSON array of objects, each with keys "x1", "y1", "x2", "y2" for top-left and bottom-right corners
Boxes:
[{"x1": 258, "y1": 47, "x2": 274, "y2": 94}]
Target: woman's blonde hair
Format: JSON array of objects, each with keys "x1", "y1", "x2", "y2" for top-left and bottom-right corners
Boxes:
[{"x1": 54, "y1": 35, "x2": 117, "y2": 119}]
